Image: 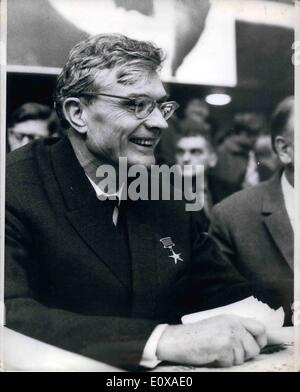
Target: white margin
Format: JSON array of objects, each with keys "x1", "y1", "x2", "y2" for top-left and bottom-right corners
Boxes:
[
  {"x1": 0, "y1": 0, "x2": 7, "y2": 372},
  {"x1": 6, "y1": 65, "x2": 61, "y2": 75},
  {"x1": 294, "y1": 0, "x2": 300, "y2": 373}
]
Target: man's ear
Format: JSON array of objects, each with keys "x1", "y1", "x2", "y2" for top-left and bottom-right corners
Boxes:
[
  {"x1": 274, "y1": 135, "x2": 292, "y2": 165},
  {"x1": 62, "y1": 98, "x2": 87, "y2": 134}
]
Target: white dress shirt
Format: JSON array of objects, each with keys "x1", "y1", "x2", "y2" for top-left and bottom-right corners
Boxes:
[
  {"x1": 87, "y1": 177, "x2": 122, "y2": 226},
  {"x1": 87, "y1": 176, "x2": 167, "y2": 368},
  {"x1": 281, "y1": 171, "x2": 294, "y2": 230}
]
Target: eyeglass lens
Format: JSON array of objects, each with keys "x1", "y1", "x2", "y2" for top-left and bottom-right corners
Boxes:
[{"x1": 134, "y1": 99, "x2": 177, "y2": 120}]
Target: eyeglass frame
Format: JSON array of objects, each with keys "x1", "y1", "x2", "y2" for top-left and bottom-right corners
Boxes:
[{"x1": 79, "y1": 92, "x2": 180, "y2": 120}]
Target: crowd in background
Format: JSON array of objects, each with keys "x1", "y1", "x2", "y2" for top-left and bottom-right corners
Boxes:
[{"x1": 156, "y1": 98, "x2": 280, "y2": 223}]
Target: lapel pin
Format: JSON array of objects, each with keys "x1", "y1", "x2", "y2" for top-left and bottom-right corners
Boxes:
[{"x1": 160, "y1": 237, "x2": 184, "y2": 265}]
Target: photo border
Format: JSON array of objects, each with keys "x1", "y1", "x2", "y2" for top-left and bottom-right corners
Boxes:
[{"x1": 0, "y1": 0, "x2": 298, "y2": 372}]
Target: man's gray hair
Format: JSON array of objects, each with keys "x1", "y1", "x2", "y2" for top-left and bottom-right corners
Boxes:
[{"x1": 54, "y1": 33, "x2": 164, "y2": 128}]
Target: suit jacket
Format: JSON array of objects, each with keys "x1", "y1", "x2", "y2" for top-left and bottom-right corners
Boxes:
[
  {"x1": 207, "y1": 171, "x2": 240, "y2": 206},
  {"x1": 5, "y1": 138, "x2": 292, "y2": 369},
  {"x1": 183, "y1": 171, "x2": 242, "y2": 233},
  {"x1": 210, "y1": 173, "x2": 293, "y2": 321}
]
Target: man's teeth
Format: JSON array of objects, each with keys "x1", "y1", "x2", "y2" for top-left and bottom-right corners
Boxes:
[{"x1": 130, "y1": 138, "x2": 155, "y2": 147}]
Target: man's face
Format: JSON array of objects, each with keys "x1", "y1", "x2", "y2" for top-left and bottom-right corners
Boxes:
[
  {"x1": 285, "y1": 112, "x2": 294, "y2": 168},
  {"x1": 276, "y1": 112, "x2": 294, "y2": 166},
  {"x1": 175, "y1": 135, "x2": 216, "y2": 177},
  {"x1": 254, "y1": 134, "x2": 278, "y2": 171},
  {"x1": 8, "y1": 119, "x2": 50, "y2": 151},
  {"x1": 81, "y1": 69, "x2": 169, "y2": 168},
  {"x1": 275, "y1": 111, "x2": 294, "y2": 185}
]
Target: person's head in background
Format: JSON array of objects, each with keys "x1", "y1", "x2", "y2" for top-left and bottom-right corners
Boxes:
[
  {"x1": 271, "y1": 95, "x2": 294, "y2": 186},
  {"x1": 175, "y1": 119, "x2": 217, "y2": 178},
  {"x1": 8, "y1": 102, "x2": 61, "y2": 151},
  {"x1": 254, "y1": 132, "x2": 278, "y2": 172},
  {"x1": 231, "y1": 112, "x2": 265, "y2": 149},
  {"x1": 184, "y1": 98, "x2": 209, "y2": 125}
]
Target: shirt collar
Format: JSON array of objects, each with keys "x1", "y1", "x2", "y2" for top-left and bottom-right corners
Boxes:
[
  {"x1": 86, "y1": 176, "x2": 124, "y2": 205},
  {"x1": 281, "y1": 170, "x2": 294, "y2": 197}
]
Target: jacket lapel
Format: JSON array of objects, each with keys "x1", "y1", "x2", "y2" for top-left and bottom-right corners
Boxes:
[
  {"x1": 126, "y1": 200, "x2": 158, "y2": 319},
  {"x1": 262, "y1": 172, "x2": 294, "y2": 271},
  {"x1": 50, "y1": 138, "x2": 131, "y2": 289}
]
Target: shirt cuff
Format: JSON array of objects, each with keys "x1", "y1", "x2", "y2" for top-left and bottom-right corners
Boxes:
[{"x1": 139, "y1": 324, "x2": 168, "y2": 369}]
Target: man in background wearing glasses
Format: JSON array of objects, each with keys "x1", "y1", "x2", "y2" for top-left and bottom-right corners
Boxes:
[
  {"x1": 5, "y1": 34, "x2": 292, "y2": 370},
  {"x1": 7, "y1": 102, "x2": 61, "y2": 151}
]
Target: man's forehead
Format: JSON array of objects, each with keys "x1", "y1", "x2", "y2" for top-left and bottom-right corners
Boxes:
[
  {"x1": 178, "y1": 136, "x2": 207, "y2": 148},
  {"x1": 13, "y1": 119, "x2": 49, "y2": 135},
  {"x1": 93, "y1": 67, "x2": 167, "y2": 99}
]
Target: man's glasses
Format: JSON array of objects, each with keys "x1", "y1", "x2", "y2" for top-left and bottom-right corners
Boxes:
[{"x1": 81, "y1": 92, "x2": 179, "y2": 121}]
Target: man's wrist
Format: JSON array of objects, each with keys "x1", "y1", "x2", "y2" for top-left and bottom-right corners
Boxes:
[{"x1": 139, "y1": 324, "x2": 169, "y2": 368}]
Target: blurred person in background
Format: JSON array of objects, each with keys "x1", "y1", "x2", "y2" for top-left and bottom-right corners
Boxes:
[
  {"x1": 183, "y1": 97, "x2": 209, "y2": 124},
  {"x1": 156, "y1": 97, "x2": 218, "y2": 166},
  {"x1": 254, "y1": 132, "x2": 279, "y2": 174},
  {"x1": 175, "y1": 120, "x2": 237, "y2": 229},
  {"x1": 212, "y1": 112, "x2": 274, "y2": 196},
  {"x1": 7, "y1": 102, "x2": 61, "y2": 151},
  {"x1": 210, "y1": 96, "x2": 294, "y2": 323}
]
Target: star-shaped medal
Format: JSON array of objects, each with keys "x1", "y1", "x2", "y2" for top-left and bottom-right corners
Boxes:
[
  {"x1": 169, "y1": 250, "x2": 184, "y2": 265},
  {"x1": 160, "y1": 237, "x2": 184, "y2": 265}
]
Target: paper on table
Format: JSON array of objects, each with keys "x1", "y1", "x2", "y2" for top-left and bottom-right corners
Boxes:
[
  {"x1": 181, "y1": 297, "x2": 295, "y2": 345},
  {"x1": 181, "y1": 296, "x2": 285, "y2": 329}
]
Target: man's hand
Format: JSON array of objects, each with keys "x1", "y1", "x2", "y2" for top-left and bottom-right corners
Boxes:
[{"x1": 156, "y1": 315, "x2": 267, "y2": 367}]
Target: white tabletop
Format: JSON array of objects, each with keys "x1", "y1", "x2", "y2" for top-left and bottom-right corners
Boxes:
[
  {"x1": 0, "y1": 326, "x2": 296, "y2": 372},
  {"x1": 152, "y1": 345, "x2": 295, "y2": 372},
  {"x1": 0, "y1": 327, "x2": 123, "y2": 372}
]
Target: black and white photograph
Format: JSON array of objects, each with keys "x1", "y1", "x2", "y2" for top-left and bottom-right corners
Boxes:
[{"x1": 0, "y1": 0, "x2": 299, "y2": 373}]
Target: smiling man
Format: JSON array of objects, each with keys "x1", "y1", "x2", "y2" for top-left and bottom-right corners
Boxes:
[{"x1": 5, "y1": 34, "x2": 292, "y2": 370}]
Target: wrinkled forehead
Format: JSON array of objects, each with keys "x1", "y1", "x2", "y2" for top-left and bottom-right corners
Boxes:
[{"x1": 92, "y1": 66, "x2": 167, "y2": 99}]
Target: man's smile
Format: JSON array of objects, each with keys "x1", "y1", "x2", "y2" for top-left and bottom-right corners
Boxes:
[{"x1": 129, "y1": 137, "x2": 159, "y2": 148}]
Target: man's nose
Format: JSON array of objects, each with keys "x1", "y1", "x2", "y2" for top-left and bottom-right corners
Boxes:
[
  {"x1": 182, "y1": 153, "x2": 191, "y2": 164},
  {"x1": 145, "y1": 106, "x2": 169, "y2": 130}
]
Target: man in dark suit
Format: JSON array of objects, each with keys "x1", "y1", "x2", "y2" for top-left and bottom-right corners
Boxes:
[
  {"x1": 174, "y1": 121, "x2": 239, "y2": 230},
  {"x1": 210, "y1": 97, "x2": 294, "y2": 322},
  {"x1": 5, "y1": 34, "x2": 291, "y2": 370}
]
